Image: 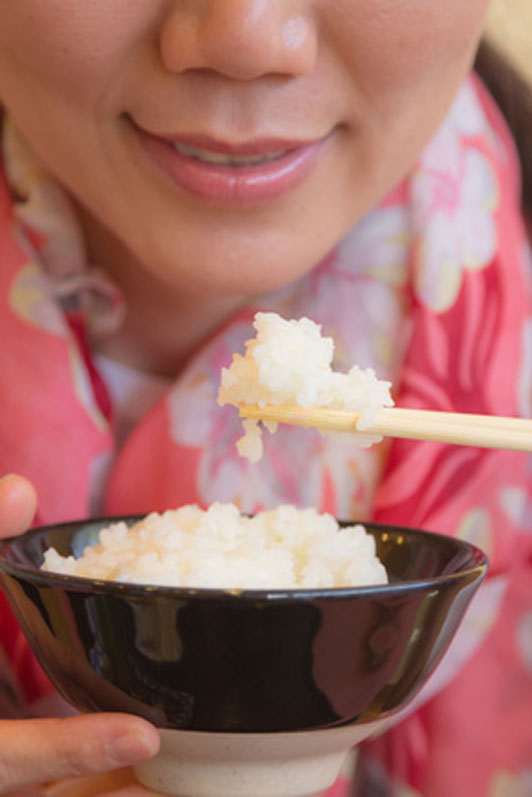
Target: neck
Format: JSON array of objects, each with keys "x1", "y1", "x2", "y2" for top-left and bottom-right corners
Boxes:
[{"x1": 79, "y1": 209, "x2": 245, "y2": 378}]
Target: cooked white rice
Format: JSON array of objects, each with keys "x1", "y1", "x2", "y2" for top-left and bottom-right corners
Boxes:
[
  {"x1": 41, "y1": 503, "x2": 388, "y2": 590},
  {"x1": 217, "y1": 312, "x2": 394, "y2": 462}
]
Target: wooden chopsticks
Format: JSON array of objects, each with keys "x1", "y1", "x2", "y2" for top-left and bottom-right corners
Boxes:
[{"x1": 238, "y1": 405, "x2": 532, "y2": 452}]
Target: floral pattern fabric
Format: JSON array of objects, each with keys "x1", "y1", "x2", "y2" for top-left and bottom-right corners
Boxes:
[{"x1": 0, "y1": 74, "x2": 532, "y2": 796}]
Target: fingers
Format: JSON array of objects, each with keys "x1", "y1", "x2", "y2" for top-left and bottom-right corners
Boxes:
[
  {"x1": 0, "y1": 474, "x2": 38, "y2": 538},
  {"x1": 40, "y1": 767, "x2": 163, "y2": 796},
  {"x1": 41, "y1": 777, "x2": 164, "y2": 797},
  {"x1": 41, "y1": 767, "x2": 137, "y2": 796},
  {"x1": 98, "y1": 788, "x2": 166, "y2": 796},
  {"x1": 0, "y1": 714, "x2": 160, "y2": 795}
]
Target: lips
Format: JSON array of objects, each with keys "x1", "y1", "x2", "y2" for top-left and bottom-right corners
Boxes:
[{"x1": 132, "y1": 124, "x2": 331, "y2": 205}]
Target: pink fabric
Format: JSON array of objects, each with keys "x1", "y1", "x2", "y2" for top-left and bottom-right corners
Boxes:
[{"x1": 1, "y1": 75, "x2": 532, "y2": 796}]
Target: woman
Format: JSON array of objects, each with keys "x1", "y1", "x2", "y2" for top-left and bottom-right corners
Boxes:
[{"x1": 0, "y1": 2, "x2": 531, "y2": 795}]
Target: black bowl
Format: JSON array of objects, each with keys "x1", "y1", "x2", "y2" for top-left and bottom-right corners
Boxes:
[{"x1": 0, "y1": 517, "x2": 487, "y2": 733}]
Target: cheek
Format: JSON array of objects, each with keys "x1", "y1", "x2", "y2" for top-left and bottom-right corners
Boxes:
[
  {"x1": 316, "y1": 1, "x2": 491, "y2": 234},
  {"x1": 0, "y1": 1, "x2": 156, "y2": 108},
  {"x1": 327, "y1": 0, "x2": 489, "y2": 95},
  {"x1": 323, "y1": 0, "x2": 490, "y2": 191}
]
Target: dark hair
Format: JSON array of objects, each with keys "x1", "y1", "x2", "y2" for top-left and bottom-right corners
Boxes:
[{"x1": 475, "y1": 39, "x2": 532, "y2": 217}]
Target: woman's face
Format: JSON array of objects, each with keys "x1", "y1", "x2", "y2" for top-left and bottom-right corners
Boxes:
[{"x1": 0, "y1": 0, "x2": 490, "y2": 297}]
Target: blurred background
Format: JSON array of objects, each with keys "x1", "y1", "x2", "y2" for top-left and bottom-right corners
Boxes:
[{"x1": 487, "y1": 0, "x2": 532, "y2": 80}]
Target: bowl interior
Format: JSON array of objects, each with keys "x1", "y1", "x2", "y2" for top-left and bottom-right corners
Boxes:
[{"x1": 0, "y1": 516, "x2": 485, "y2": 590}]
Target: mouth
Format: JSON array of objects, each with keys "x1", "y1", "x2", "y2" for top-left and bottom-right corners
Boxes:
[
  {"x1": 130, "y1": 122, "x2": 333, "y2": 205},
  {"x1": 172, "y1": 141, "x2": 291, "y2": 168}
]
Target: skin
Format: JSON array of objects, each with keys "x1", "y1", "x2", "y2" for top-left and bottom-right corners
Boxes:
[
  {"x1": 0, "y1": 0, "x2": 490, "y2": 374},
  {"x1": 0, "y1": 1, "x2": 491, "y2": 793},
  {"x1": 0, "y1": 477, "x2": 160, "y2": 796}
]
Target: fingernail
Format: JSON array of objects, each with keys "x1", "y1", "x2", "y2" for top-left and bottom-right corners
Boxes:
[{"x1": 107, "y1": 729, "x2": 159, "y2": 766}]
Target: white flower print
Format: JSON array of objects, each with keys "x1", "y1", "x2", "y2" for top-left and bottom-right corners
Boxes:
[
  {"x1": 411, "y1": 96, "x2": 499, "y2": 312},
  {"x1": 8, "y1": 261, "x2": 69, "y2": 336},
  {"x1": 491, "y1": 769, "x2": 532, "y2": 797},
  {"x1": 448, "y1": 79, "x2": 490, "y2": 138}
]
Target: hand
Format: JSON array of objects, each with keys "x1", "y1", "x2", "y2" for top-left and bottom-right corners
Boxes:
[
  {"x1": 0, "y1": 715, "x2": 161, "y2": 796},
  {"x1": 44, "y1": 766, "x2": 161, "y2": 796},
  {"x1": 0, "y1": 476, "x2": 162, "y2": 795}
]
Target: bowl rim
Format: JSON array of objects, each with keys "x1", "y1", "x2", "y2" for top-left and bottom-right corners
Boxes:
[{"x1": 0, "y1": 515, "x2": 488, "y2": 601}]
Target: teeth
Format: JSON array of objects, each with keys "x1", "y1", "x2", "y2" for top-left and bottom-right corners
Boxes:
[{"x1": 174, "y1": 142, "x2": 286, "y2": 166}]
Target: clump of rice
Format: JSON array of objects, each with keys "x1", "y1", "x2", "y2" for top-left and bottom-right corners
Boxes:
[
  {"x1": 217, "y1": 312, "x2": 394, "y2": 462},
  {"x1": 41, "y1": 503, "x2": 388, "y2": 590}
]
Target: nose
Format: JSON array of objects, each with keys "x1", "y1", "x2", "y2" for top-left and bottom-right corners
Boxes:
[{"x1": 159, "y1": 0, "x2": 318, "y2": 81}]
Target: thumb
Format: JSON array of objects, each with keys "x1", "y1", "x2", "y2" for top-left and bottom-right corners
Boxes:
[
  {"x1": 0, "y1": 474, "x2": 38, "y2": 538},
  {"x1": 0, "y1": 714, "x2": 160, "y2": 794}
]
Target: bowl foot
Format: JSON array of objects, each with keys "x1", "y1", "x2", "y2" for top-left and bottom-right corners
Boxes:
[{"x1": 134, "y1": 722, "x2": 386, "y2": 797}]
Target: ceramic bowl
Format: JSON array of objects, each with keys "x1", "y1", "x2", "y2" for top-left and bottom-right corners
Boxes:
[
  {"x1": 0, "y1": 517, "x2": 487, "y2": 796},
  {"x1": 0, "y1": 516, "x2": 487, "y2": 733}
]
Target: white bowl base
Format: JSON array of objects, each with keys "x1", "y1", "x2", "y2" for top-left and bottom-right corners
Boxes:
[{"x1": 134, "y1": 720, "x2": 386, "y2": 797}]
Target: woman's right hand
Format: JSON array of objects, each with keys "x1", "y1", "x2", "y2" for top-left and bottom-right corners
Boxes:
[{"x1": 0, "y1": 475, "x2": 162, "y2": 796}]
